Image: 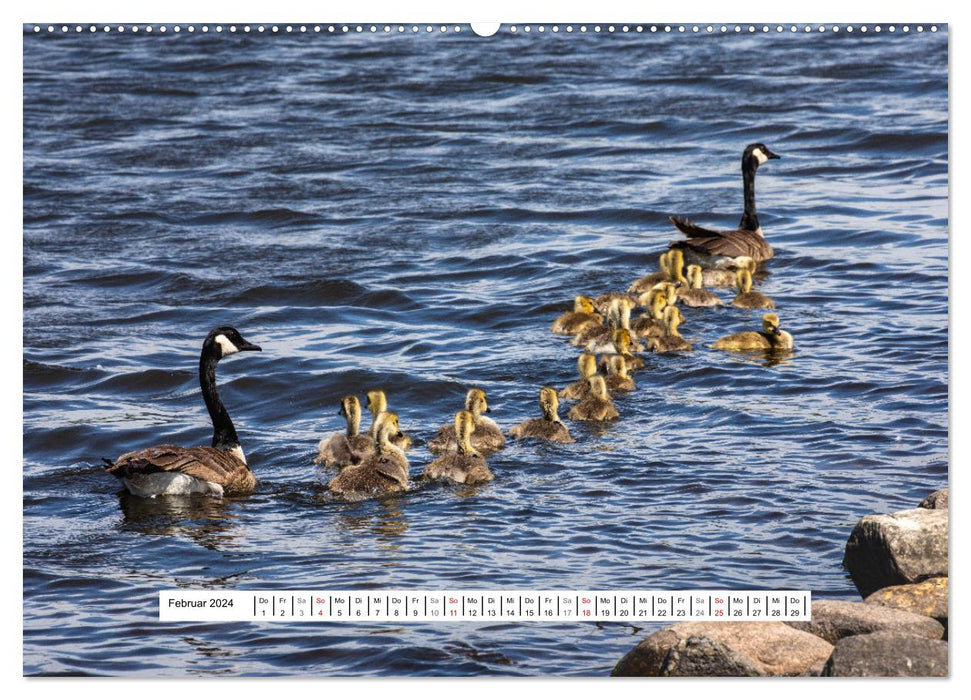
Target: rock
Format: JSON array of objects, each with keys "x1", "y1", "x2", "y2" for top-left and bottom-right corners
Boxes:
[
  {"x1": 842, "y1": 507, "x2": 948, "y2": 597},
  {"x1": 612, "y1": 622, "x2": 833, "y2": 677},
  {"x1": 919, "y1": 488, "x2": 948, "y2": 509},
  {"x1": 821, "y1": 631, "x2": 948, "y2": 677},
  {"x1": 866, "y1": 577, "x2": 948, "y2": 636},
  {"x1": 786, "y1": 599, "x2": 943, "y2": 644}
]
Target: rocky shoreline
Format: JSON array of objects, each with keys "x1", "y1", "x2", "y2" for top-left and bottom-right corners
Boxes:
[{"x1": 612, "y1": 489, "x2": 949, "y2": 677}]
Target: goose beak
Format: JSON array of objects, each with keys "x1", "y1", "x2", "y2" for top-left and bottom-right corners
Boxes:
[
  {"x1": 238, "y1": 340, "x2": 262, "y2": 352},
  {"x1": 396, "y1": 431, "x2": 404, "y2": 439},
  {"x1": 765, "y1": 148, "x2": 780, "y2": 160}
]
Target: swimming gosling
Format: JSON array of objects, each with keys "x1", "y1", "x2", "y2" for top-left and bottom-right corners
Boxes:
[
  {"x1": 560, "y1": 353, "x2": 598, "y2": 400},
  {"x1": 365, "y1": 389, "x2": 413, "y2": 450},
  {"x1": 509, "y1": 387, "x2": 574, "y2": 444},
  {"x1": 428, "y1": 388, "x2": 505, "y2": 455},
  {"x1": 551, "y1": 295, "x2": 603, "y2": 335},
  {"x1": 328, "y1": 412, "x2": 409, "y2": 499},
  {"x1": 712, "y1": 312, "x2": 794, "y2": 352},
  {"x1": 604, "y1": 354, "x2": 636, "y2": 392},
  {"x1": 730, "y1": 263, "x2": 775, "y2": 309},
  {"x1": 646, "y1": 305, "x2": 693, "y2": 353},
  {"x1": 568, "y1": 375, "x2": 619, "y2": 422},
  {"x1": 314, "y1": 395, "x2": 374, "y2": 468},
  {"x1": 423, "y1": 411, "x2": 494, "y2": 485},
  {"x1": 679, "y1": 264, "x2": 723, "y2": 308}
]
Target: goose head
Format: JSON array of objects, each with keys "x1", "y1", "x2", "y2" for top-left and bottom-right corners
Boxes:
[
  {"x1": 454, "y1": 410, "x2": 479, "y2": 455},
  {"x1": 375, "y1": 411, "x2": 405, "y2": 452},
  {"x1": 639, "y1": 287, "x2": 668, "y2": 320},
  {"x1": 204, "y1": 327, "x2": 262, "y2": 360},
  {"x1": 744, "y1": 143, "x2": 780, "y2": 169},
  {"x1": 762, "y1": 313, "x2": 783, "y2": 336},
  {"x1": 664, "y1": 305, "x2": 684, "y2": 337},
  {"x1": 666, "y1": 248, "x2": 687, "y2": 285},
  {"x1": 577, "y1": 352, "x2": 597, "y2": 380},
  {"x1": 465, "y1": 388, "x2": 490, "y2": 418},
  {"x1": 573, "y1": 295, "x2": 596, "y2": 314},
  {"x1": 338, "y1": 395, "x2": 362, "y2": 435},
  {"x1": 539, "y1": 386, "x2": 561, "y2": 422}
]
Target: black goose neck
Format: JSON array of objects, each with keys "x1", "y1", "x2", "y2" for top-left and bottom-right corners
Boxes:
[
  {"x1": 199, "y1": 347, "x2": 240, "y2": 450},
  {"x1": 739, "y1": 158, "x2": 760, "y2": 232}
]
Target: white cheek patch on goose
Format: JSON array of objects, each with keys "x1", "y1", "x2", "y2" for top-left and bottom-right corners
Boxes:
[
  {"x1": 752, "y1": 147, "x2": 769, "y2": 164},
  {"x1": 214, "y1": 333, "x2": 240, "y2": 356}
]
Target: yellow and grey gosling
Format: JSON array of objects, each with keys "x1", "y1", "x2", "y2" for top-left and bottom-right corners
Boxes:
[
  {"x1": 627, "y1": 250, "x2": 673, "y2": 294},
  {"x1": 560, "y1": 353, "x2": 598, "y2": 400},
  {"x1": 578, "y1": 298, "x2": 644, "y2": 353},
  {"x1": 428, "y1": 388, "x2": 505, "y2": 455},
  {"x1": 365, "y1": 389, "x2": 413, "y2": 451},
  {"x1": 314, "y1": 395, "x2": 375, "y2": 468},
  {"x1": 423, "y1": 411, "x2": 494, "y2": 485},
  {"x1": 712, "y1": 312, "x2": 794, "y2": 352},
  {"x1": 568, "y1": 375, "x2": 619, "y2": 422},
  {"x1": 604, "y1": 354, "x2": 636, "y2": 393},
  {"x1": 592, "y1": 292, "x2": 640, "y2": 316},
  {"x1": 679, "y1": 265, "x2": 723, "y2": 308},
  {"x1": 509, "y1": 387, "x2": 574, "y2": 444},
  {"x1": 328, "y1": 412, "x2": 409, "y2": 499},
  {"x1": 551, "y1": 295, "x2": 603, "y2": 336},
  {"x1": 730, "y1": 264, "x2": 775, "y2": 309},
  {"x1": 598, "y1": 328, "x2": 646, "y2": 372},
  {"x1": 646, "y1": 305, "x2": 693, "y2": 353}
]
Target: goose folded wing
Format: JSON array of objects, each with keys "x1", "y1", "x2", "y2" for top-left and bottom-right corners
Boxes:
[
  {"x1": 373, "y1": 456, "x2": 409, "y2": 488},
  {"x1": 668, "y1": 215, "x2": 723, "y2": 238},
  {"x1": 673, "y1": 230, "x2": 772, "y2": 259},
  {"x1": 105, "y1": 445, "x2": 244, "y2": 484}
]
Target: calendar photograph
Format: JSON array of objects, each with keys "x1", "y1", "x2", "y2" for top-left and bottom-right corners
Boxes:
[{"x1": 22, "y1": 21, "x2": 948, "y2": 678}]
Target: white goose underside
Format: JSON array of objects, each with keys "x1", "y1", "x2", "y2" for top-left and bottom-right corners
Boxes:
[{"x1": 123, "y1": 472, "x2": 225, "y2": 498}]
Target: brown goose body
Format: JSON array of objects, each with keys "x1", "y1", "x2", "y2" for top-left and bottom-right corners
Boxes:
[
  {"x1": 107, "y1": 445, "x2": 255, "y2": 497},
  {"x1": 104, "y1": 327, "x2": 262, "y2": 499}
]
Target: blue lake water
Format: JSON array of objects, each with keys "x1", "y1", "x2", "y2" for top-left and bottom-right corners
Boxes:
[{"x1": 23, "y1": 25, "x2": 948, "y2": 676}]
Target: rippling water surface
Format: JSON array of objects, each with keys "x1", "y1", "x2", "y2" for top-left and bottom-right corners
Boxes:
[{"x1": 23, "y1": 26, "x2": 948, "y2": 676}]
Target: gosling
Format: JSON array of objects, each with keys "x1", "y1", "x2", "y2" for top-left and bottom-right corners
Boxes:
[
  {"x1": 713, "y1": 312, "x2": 794, "y2": 352},
  {"x1": 428, "y1": 388, "x2": 505, "y2": 455},
  {"x1": 604, "y1": 355, "x2": 636, "y2": 393},
  {"x1": 631, "y1": 285, "x2": 675, "y2": 338},
  {"x1": 560, "y1": 353, "x2": 598, "y2": 400},
  {"x1": 314, "y1": 395, "x2": 374, "y2": 468},
  {"x1": 730, "y1": 263, "x2": 775, "y2": 309},
  {"x1": 365, "y1": 389, "x2": 413, "y2": 450},
  {"x1": 551, "y1": 295, "x2": 602, "y2": 336},
  {"x1": 600, "y1": 328, "x2": 646, "y2": 372},
  {"x1": 646, "y1": 305, "x2": 693, "y2": 353},
  {"x1": 568, "y1": 375, "x2": 619, "y2": 422},
  {"x1": 627, "y1": 250, "x2": 673, "y2": 294},
  {"x1": 328, "y1": 412, "x2": 409, "y2": 499},
  {"x1": 508, "y1": 387, "x2": 574, "y2": 443},
  {"x1": 423, "y1": 411, "x2": 494, "y2": 485},
  {"x1": 679, "y1": 264, "x2": 723, "y2": 308}
]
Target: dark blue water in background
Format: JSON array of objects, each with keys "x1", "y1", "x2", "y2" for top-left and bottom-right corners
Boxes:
[{"x1": 23, "y1": 25, "x2": 948, "y2": 676}]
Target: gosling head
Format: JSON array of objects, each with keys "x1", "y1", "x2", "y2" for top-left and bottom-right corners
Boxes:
[
  {"x1": 736, "y1": 267, "x2": 754, "y2": 294},
  {"x1": 205, "y1": 326, "x2": 262, "y2": 360},
  {"x1": 762, "y1": 313, "x2": 782, "y2": 336},
  {"x1": 608, "y1": 354, "x2": 629, "y2": 379},
  {"x1": 375, "y1": 411, "x2": 404, "y2": 451},
  {"x1": 339, "y1": 395, "x2": 362, "y2": 435},
  {"x1": 587, "y1": 374, "x2": 610, "y2": 400},
  {"x1": 574, "y1": 295, "x2": 596, "y2": 314},
  {"x1": 664, "y1": 305, "x2": 684, "y2": 337},
  {"x1": 667, "y1": 248, "x2": 687, "y2": 284},
  {"x1": 465, "y1": 388, "x2": 490, "y2": 418},
  {"x1": 660, "y1": 281, "x2": 680, "y2": 306},
  {"x1": 454, "y1": 410, "x2": 478, "y2": 455},
  {"x1": 365, "y1": 389, "x2": 388, "y2": 416},
  {"x1": 539, "y1": 386, "x2": 561, "y2": 422},
  {"x1": 744, "y1": 143, "x2": 780, "y2": 169},
  {"x1": 578, "y1": 352, "x2": 597, "y2": 379},
  {"x1": 686, "y1": 264, "x2": 703, "y2": 290},
  {"x1": 612, "y1": 328, "x2": 632, "y2": 354},
  {"x1": 657, "y1": 250, "x2": 671, "y2": 275}
]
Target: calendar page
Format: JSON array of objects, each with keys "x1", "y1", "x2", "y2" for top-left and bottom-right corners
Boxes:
[{"x1": 21, "y1": 18, "x2": 948, "y2": 680}]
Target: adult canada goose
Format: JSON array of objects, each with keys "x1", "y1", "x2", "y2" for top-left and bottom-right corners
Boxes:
[
  {"x1": 713, "y1": 312, "x2": 794, "y2": 352},
  {"x1": 314, "y1": 395, "x2": 374, "y2": 468},
  {"x1": 568, "y1": 375, "x2": 619, "y2": 422},
  {"x1": 679, "y1": 265, "x2": 724, "y2": 308},
  {"x1": 328, "y1": 411, "x2": 410, "y2": 498},
  {"x1": 428, "y1": 388, "x2": 505, "y2": 455},
  {"x1": 365, "y1": 389, "x2": 413, "y2": 450},
  {"x1": 104, "y1": 327, "x2": 262, "y2": 498},
  {"x1": 424, "y1": 411, "x2": 494, "y2": 484},
  {"x1": 551, "y1": 296, "x2": 603, "y2": 336},
  {"x1": 646, "y1": 306, "x2": 693, "y2": 353},
  {"x1": 604, "y1": 355, "x2": 636, "y2": 393},
  {"x1": 669, "y1": 143, "x2": 780, "y2": 265},
  {"x1": 560, "y1": 353, "x2": 597, "y2": 400},
  {"x1": 509, "y1": 387, "x2": 574, "y2": 443},
  {"x1": 730, "y1": 263, "x2": 775, "y2": 309},
  {"x1": 628, "y1": 251, "x2": 673, "y2": 294}
]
